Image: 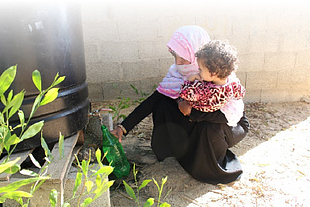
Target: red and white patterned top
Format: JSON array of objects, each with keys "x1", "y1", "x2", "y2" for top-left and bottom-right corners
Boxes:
[{"x1": 180, "y1": 74, "x2": 245, "y2": 113}]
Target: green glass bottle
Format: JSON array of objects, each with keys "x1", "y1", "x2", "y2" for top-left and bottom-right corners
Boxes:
[{"x1": 101, "y1": 125, "x2": 130, "y2": 178}]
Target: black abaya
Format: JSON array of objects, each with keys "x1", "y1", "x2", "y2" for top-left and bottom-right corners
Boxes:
[{"x1": 121, "y1": 90, "x2": 249, "y2": 184}]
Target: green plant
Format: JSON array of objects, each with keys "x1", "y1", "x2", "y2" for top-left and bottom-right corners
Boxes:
[
  {"x1": 123, "y1": 163, "x2": 171, "y2": 207},
  {"x1": 49, "y1": 148, "x2": 114, "y2": 207},
  {"x1": 109, "y1": 97, "x2": 131, "y2": 122},
  {"x1": 108, "y1": 84, "x2": 156, "y2": 123},
  {"x1": 152, "y1": 177, "x2": 170, "y2": 207},
  {"x1": 107, "y1": 83, "x2": 131, "y2": 122},
  {"x1": 0, "y1": 65, "x2": 65, "y2": 205},
  {"x1": 130, "y1": 84, "x2": 148, "y2": 104}
]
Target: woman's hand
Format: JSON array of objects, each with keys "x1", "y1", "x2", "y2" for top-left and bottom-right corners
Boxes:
[
  {"x1": 110, "y1": 126, "x2": 123, "y2": 143},
  {"x1": 178, "y1": 100, "x2": 192, "y2": 116}
]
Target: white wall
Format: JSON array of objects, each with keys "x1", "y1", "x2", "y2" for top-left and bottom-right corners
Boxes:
[{"x1": 81, "y1": 0, "x2": 310, "y2": 102}]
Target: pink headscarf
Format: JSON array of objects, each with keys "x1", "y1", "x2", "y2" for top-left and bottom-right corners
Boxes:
[{"x1": 157, "y1": 25, "x2": 211, "y2": 99}]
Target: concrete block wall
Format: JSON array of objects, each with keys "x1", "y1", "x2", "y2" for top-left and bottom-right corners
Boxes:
[{"x1": 81, "y1": 1, "x2": 310, "y2": 103}]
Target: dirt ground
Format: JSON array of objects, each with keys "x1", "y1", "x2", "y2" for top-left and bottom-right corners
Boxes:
[{"x1": 91, "y1": 100, "x2": 310, "y2": 207}]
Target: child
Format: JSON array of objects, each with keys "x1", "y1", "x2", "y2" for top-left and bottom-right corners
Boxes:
[{"x1": 179, "y1": 40, "x2": 245, "y2": 126}]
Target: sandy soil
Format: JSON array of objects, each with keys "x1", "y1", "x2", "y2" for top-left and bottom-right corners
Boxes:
[{"x1": 91, "y1": 101, "x2": 310, "y2": 207}]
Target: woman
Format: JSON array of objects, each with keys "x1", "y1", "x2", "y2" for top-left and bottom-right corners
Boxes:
[{"x1": 111, "y1": 25, "x2": 249, "y2": 184}]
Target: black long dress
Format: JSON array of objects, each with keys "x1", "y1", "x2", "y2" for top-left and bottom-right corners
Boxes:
[{"x1": 121, "y1": 91, "x2": 249, "y2": 184}]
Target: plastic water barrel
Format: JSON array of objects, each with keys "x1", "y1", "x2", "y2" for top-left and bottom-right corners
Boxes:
[{"x1": 0, "y1": 2, "x2": 89, "y2": 151}]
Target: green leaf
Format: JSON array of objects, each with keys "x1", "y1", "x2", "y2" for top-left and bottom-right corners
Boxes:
[
  {"x1": 58, "y1": 132, "x2": 64, "y2": 159},
  {"x1": 73, "y1": 172, "x2": 82, "y2": 197},
  {"x1": 3, "y1": 128, "x2": 12, "y2": 152},
  {"x1": 18, "y1": 110, "x2": 25, "y2": 130},
  {"x1": 21, "y1": 121, "x2": 44, "y2": 140},
  {"x1": 1, "y1": 191, "x2": 33, "y2": 199},
  {"x1": 53, "y1": 76, "x2": 65, "y2": 87},
  {"x1": 0, "y1": 176, "x2": 49, "y2": 193},
  {"x1": 162, "y1": 176, "x2": 168, "y2": 185},
  {"x1": 95, "y1": 175, "x2": 101, "y2": 188},
  {"x1": 3, "y1": 163, "x2": 20, "y2": 174},
  {"x1": 160, "y1": 202, "x2": 171, "y2": 207},
  {"x1": 123, "y1": 180, "x2": 137, "y2": 201},
  {"x1": 49, "y1": 189, "x2": 58, "y2": 207},
  {"x1": 32, "y1": 70, "x2": 42, "y2": 92},
  {"x1": 93, "y1": 180, "x2": 114, "y2": 200},
  {"x1": 152, "y1": 178, "x2": 160, "y2": 191},
  {"x1": 8, "y1": 91, "x2": 25, "y2": 119},
  {"x1": 29, "y1": 93, "x2": 43, "y2": 119},
  {"x1": 29, "y1": 153, "x2": 41, "y2": 169},
  {"x1": 143, "y1": 198, "x2": 154, "y2": 207},
  {"x1": 0, "y1": 65, "x2": 17, "y2": 96},
  {"x1": 0, "y1": 112, "x2": 4, "y2": 124},
  {"x1": 138, "y1": 179, "x2": 152, "y2": 190},
  {"x1": 40, "y1": 88, "x2": 59, "y2": 106},
  {"x1": 20, "y1": 169, "x2": 38, "y2": 177},
  {"x1": 62, "y1": 202, "x2": 70, "y2": 207},
  {"x1": 93, "y1": 166, "x2": 113, "y2": 178},
  {"x1": 85, "y1": 181, "x2": 94, "y2": 193},
  {"x1": 1, "y1": 94, "x2": 7, "y2": 106},
  {"x1": 0, "y1": 157, "x2": 20, "y2": 174},
  {"x1": 81, "y1": 160, "x2": 88, "y2": 176},
  {"x1": 4, "y1": 134, "x2": 20, "y2": 147},
  {"x1": 95, "y1": 148, "x2": 103, "y2": 167},
  {"x1": 7, "y1": 90, "x2": 13, "y2": 102},
  {"x1": 41, "y1": 136, "x2": 52, "y2": 159},
  {"x1": 82, "y1": 197, "x2": 93, "y2": 206}
]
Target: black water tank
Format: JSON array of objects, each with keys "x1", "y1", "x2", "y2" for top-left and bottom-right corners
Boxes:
[{"x1": 0, "y1": 2, "x2": 89, "y2": 151}]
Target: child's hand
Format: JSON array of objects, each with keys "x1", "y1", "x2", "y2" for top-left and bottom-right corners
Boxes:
[{"x1": 178, "y1": 100, "x2": 192, "y2": 116}]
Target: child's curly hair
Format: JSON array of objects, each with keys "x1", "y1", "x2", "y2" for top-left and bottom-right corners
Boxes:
[{"x1": 195, "y1": 40, "x2": 238, "y2": 79}]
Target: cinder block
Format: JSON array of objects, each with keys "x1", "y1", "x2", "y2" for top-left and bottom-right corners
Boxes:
[
  {"x1": 243, "y1": 89, "x2": 262, "y2": 103},
  {"x1": 109, "y1": 2, "x2": 137, "y2": 20},
  {"x1": 238, "y1": 53, "x2": 264, "y2": 72},
  {"x1": 249, "y1": 33, "x2": 280, "y2": 53},
  {"x1": 245, "y1": 70, "x2": 278, "y2": 90},
  {"x1": 122, "y1": 59, "x2": 161, "y2": 81},
  {"x1": 137, "y1": 77, "x2": 162, "y2": 94},
  {"x1": 231, "y1": 15, "x2": 267, "y2": 37},
  {"x1": 134, "y1": 2, "x2": 167, "y2": 19},
  {"x1": 84, "y1": 44, "x2": 100, "y2": 64},
  {"x1": 157, "y1": 17, "x2": 196, "y2": 39},
  {"x1": 86, "y1": 62, "x2": 121, "y2": 83},
  {"x1": 87, "y1": 83, "x2": 104, "y2": 102},
  {"x1": 295, "y1": 51, "x2": 310, "y2": 69},
  {"x1": 260, "y1": 88, "x2": 307, "y2": 103},
  {"x1": 118, "y1": 20, "x2": 158, "y2": 41},
  {"x1": 263, "y1": 52, "x2": 296, "y2": 72},
  {"x1": 277, "y1": 69, "x2": 309, "y2": 89},
  {"x1": 82, "y1": 21, "x2": 119, "y2": 43},
  {"x1": 99, "y1": 41, "x2": 139, "y2": 62},
  {"x1": 138, "y1": 39, "x2": 169, "y2": 59},
  {"x1": 235, "y1": 71, "x2": 247, "y2": 88},
  {"x1": 101, "y1": 81, "x2": 138, "y2": 100},
  {"x1": 229, "y1": 35, "x2": 251, "y2": 55},
  {"x1": 282, "y1": 31, "x2": 310, "y2": 52},
  {"x1": 101, "y1": 78, "x2": 161, "y2": 101},
  {"x1": 80, "y1": 2, "x2": 110, "y2": 22}
]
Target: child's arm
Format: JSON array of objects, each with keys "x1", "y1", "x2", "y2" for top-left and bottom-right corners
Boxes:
[{"x1": 180, "y1": 81, "x2": 244, "y2": 113}]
